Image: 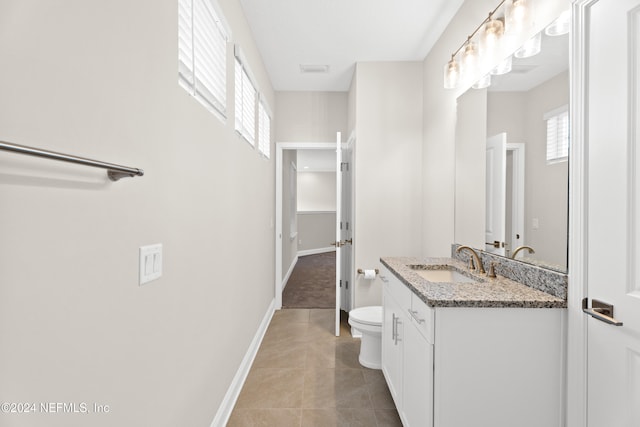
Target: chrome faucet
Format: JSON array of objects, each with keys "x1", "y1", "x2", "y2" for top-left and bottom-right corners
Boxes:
[
  {"x1": 511, "y1": 245, "x2": 535, "y2": 259},
  {"x1": 456, "y1": 245, "x2": 485, "y2": 274}
]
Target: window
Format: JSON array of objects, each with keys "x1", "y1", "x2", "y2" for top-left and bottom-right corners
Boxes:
[
  {"x1": 234, "y1": 48, "x2": 257, "y2": 146},
  {"x1": 178, "y1": 0, "x2": 229, "y2": 116},
  {"x1": 258, "y1": 99, "x2": 271, "y2": 158},
  {"x1": 544, "y1": 105, "x2": 569, "y2": 164}
]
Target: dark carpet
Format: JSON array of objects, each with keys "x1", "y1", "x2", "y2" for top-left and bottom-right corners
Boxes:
[{"x1": 282, "y1": 252, "x2": 336, "y2": 308}]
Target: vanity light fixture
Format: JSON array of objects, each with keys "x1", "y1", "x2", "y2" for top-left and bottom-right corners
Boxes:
[
  {"x1": 443, "y1": 0, "x2": 535, "y2": 90},
  {"x1": 472, "y1": 73, "x2": 492, "y2": 89},
  {"x1": 491, "y1": 55, "x2": 513, "y2": 75},
  {"x1": 461, "y1": 39, "x2": 479, "y2": 78},
  {"x1": 514, "y1": 31, "x2": 541, "y2": 58},
  {"x1": 481, "y1": 13, "x2": 505, "y2": 56},
  {"x1": 443, "y1": 57, "x2": 460, "y2": 89},
  {"x1": 545, "y1": 9, "x2": 570, "y2": 36},
  {"x1": 505, "y1": 0, "x2": 533, "y2": 35}
]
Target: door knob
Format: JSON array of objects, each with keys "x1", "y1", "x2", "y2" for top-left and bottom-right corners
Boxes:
[
  {"x1": 582, "y1": 298, "x2": 623, "y2": 326},
  {"x1": 485, "y1": 241, "x2": 504, "y2": 248}
]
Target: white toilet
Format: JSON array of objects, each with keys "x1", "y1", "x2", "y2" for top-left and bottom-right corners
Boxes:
[{"x1": 348, "y1": 306, "x2": 383, "y2": 369}]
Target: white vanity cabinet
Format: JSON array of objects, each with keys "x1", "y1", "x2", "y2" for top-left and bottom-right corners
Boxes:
[
  {"x1": 381, "y1": 268, "x2": 434, "y2": 427},
  {"x1": 380, "y1": 265, "x2": 564, "y2": 427}
]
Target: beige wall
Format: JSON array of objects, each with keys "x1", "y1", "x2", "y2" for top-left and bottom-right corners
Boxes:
[
  {"x1": 352, "y1": 62, "x2": 424, "y2": 307},
  {"x1": 297, "y1": 212, "x2": 336, "y2": 252},
  {"x1": 297, "y1": 171, "x2": 336, "y2": 212},
  {"x1": 296, "y1": 171, "x2": 336, "y2": 253},
  {"x1": 0, "y1": 1, "x2": 274, "y2": 426},
  {"x1": 275, "y1": 91, "x2": 348, "y2": 142}
]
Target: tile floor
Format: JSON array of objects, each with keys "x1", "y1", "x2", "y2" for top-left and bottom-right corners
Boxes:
[{"x1": 227, "y1": 309, "x2": 402, "y2": 427}]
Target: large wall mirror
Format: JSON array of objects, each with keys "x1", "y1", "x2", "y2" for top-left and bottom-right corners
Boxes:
[{"x1": 454, "y1": 12, "x2": 569, "y2": 273}]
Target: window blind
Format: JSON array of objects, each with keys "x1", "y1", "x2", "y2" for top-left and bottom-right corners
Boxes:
[
  {"x1": 258, "y1": 99, "x2": 271, "y2": 158},
  {"x1": 544, "y1": 105, "x2": 569, "y2": 164},
  {"x1": 234, "y1": 57, "x2": 257, "y2": 146},
  {"x1": 178, "y1": 0, "x2": 228, "y2": 116}
]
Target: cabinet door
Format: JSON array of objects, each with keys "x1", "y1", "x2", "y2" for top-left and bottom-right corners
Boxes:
[
  {"x1": 403, "y1": 320, "x2": 434, "y2": 427},
  {"x1": 382, "y1": 289, "x2": 403, "y2": 406}
]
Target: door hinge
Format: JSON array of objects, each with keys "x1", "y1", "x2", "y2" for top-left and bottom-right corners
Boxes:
[
  {"x1": 339, "y1": 279, "x2": 342, "y2": 288},
  {"x1": 345, "y1": 281, "x2": 349, "y2": 289},
  {"x1": 346, "y1": 222, "x2": 349, "y2": 230},
  {"x1": 340, "y1": 162, "x2": 349, "y2": 172},
  {"x1": 340, "y1": 221, "x2": 343, "y2": 230}
]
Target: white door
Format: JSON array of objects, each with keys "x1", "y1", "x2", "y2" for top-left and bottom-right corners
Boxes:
[
  {"x1": 485, "y1": 133, "x2": 507, "y2": 255},
  {"x1": 339, "y1": 136, "x2": 354, "y2": 313},
  {"x1": 335, "y1": 132, "x2": 342, "y2": 336},
  {"x1": 584, "y1": 0, "x2": 640, "y2": 425}
]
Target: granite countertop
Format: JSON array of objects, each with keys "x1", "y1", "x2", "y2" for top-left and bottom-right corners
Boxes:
[{"x1": 380, "y1": 256, "x2": 566, "y2": 309}]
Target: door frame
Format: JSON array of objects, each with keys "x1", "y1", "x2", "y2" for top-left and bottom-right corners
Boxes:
[
  {"x1": 566, "y1": 1, "x2": 593, "y2": 426},
  {"x1": 274, "y1": 141, "x2": 338, "y2": 310}
]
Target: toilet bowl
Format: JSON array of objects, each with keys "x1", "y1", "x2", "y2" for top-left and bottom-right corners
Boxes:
[{"x1": 348, "y1": 306, "x2": 383, "y2": 369}]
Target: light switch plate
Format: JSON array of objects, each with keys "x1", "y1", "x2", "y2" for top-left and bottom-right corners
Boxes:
[{"x1": 139, "y1": 244, "x2": 162, "y2": 285}]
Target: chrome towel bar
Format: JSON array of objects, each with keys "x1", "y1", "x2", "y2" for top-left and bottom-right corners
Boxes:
[{"x1": 0, "y1": 140, "x2": 144, "y2": 181}]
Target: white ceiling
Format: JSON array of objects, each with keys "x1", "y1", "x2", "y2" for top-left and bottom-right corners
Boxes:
[{"x1": 239, "y1": 0, "x2": 465, "y2": 92}]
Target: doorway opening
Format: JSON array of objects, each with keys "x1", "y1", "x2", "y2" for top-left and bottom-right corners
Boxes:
[{"x1": 275, "y1": 135, "x2": 355, "y2": 336}]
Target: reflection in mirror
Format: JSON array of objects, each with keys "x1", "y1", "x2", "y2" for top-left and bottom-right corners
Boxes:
[{"x1": 454, "y1": 25, "x2": 569, "y2": 273}]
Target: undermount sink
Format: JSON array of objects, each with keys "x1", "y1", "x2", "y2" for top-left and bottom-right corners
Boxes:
[{"x1": 409, "y1": 265, "x2": 477, "y2": 283}]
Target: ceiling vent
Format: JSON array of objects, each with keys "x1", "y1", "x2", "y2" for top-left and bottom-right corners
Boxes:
[{"x1": 299, "y1": 64, "x2": 330, "y2": 74}]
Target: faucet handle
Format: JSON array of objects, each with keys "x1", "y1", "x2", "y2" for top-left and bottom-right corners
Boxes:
[
  {"x1": 468, "y1": 257, "x2": 476, "y2": 271},
  {"x1": 486, "y1": 262, "x2": 497, "y2": 278}
]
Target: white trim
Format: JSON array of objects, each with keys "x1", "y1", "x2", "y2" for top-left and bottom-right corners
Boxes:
[
  {"x1": 210, "y1": 298, "x2": 276, "y2": 427},
  {"x1": 298, "y1": 247, "x2": 336, "y2": 257},
  {"x1": 566, "y1": 1, "x2": 593, "y2": 426},
  {"x1": 282, "y1": 255, "x2": 298, "y2": 291}
]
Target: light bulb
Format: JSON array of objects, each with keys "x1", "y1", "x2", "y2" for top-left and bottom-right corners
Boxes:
[
  {"x1": 481, "y1": 16, "x2": 505, "y2": 55},
  {"x1": 443, "y1": 58, "x2": 460, "y2": 89},
  {"x1": 514, "y1": 32, "x2": 541, "y2": 58},
  {"x1": 472, "y1": 74, "x2": 491, "y2": 89},
  {"x1": 491, "y1": 55, "x2": 513, "y2": 75},
  {"x1": 506, "y1": 0, "x2": 532, "y2": 35},
  {"x1": 545, "y1": 10, "x2": 570, "y2": 36},
  {"x1": 461, "y1": 41, "x2": 478, "y2": 77}
]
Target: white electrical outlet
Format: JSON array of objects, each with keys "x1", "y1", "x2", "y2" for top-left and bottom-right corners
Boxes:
[{"x1": 139, "y1": 244, "x2": 162, "y2": 285}]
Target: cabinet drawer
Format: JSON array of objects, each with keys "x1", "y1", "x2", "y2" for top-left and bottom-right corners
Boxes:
[
  {"x1": 409, "y1": 294, "x2": 435, "y2": 344},
  {"x1": 380, "y1": 266, "x2": 411, "y2": 309}
]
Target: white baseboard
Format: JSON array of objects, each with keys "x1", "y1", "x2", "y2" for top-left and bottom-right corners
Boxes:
[
  {"x1": 282, "y1": 255, "x2": 298, "y2": 291},
  {"x1": 297, "y1": 247, "x2": 336, "y2": 257},
  {"x1": 210, "y1": 298, "x2": 276, "y2": 427}
]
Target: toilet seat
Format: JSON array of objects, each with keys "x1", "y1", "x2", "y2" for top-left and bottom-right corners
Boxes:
[{"x1": 349, "y1": 306, "x2": 382, "y2": 326}]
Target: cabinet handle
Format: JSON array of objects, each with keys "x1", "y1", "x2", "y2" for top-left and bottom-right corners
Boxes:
[
  {"x1": 394, "y1": 318, "x2": 402, "y2": 345},
  {"x1": 408, "y1": 309, "x2": 425, "y2": 324},
  {"x1": 391, "y1": 313, "x2": 396, "y2": 341},
  {"x1": 379, "y1": 275, "x2": 389, "y2": 283}
]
